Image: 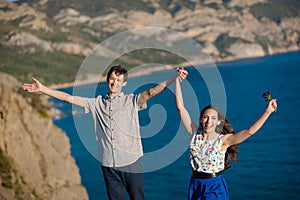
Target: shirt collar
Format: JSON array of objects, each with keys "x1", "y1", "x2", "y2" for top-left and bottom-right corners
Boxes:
[{"x1": 105, "y1": 92, "x2": 124, "y2": 100}]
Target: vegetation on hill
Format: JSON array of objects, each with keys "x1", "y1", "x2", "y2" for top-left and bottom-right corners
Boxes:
[
  {"x1": 0, "y1": 0, "x2": 299, "y2": 85},
  {"x1": 0, "y1": 46, "x2": 83, "y2": 84},
  {"x1": 250, "y1": 0, "x2": 300, "y2": 21}
]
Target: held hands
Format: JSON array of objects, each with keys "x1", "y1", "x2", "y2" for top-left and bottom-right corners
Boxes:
[
  {"x1": 176, "y1": 67, "x2": 188, "y2": 82},
  {"x1": 22, "y1": 77, "x2": 42, "y2": 93}
]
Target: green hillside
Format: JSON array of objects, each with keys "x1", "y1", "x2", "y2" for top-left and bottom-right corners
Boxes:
[{"x1": 0, "y1": 0, "x2": 299, "y2": 85}]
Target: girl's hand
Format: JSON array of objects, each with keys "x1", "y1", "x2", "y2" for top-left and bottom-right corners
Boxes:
[
  {"x1": 176, "y1": 67, "x2": 188, "y2": 82},
  {"x1": 266, "y1": 99, "x2": 277, "y2": 113},
  {"x1": 22, "y1": 77, "x2": 42, "y2": 93}
]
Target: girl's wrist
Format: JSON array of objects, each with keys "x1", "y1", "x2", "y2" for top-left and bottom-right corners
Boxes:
[{"x1": 265, "y1": 109, "x2": 272, "y2": 115}]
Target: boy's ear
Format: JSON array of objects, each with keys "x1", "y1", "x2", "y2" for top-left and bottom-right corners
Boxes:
[{"x1": 122, "y1": 82, "x2": 127, "y2": 86}]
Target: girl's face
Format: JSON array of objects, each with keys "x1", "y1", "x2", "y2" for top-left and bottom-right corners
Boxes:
[{"x1": 200, "y1": 108, "x2": 220, "y2": 134}]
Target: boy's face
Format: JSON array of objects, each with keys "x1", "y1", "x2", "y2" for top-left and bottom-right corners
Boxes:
[{"x1": 108, "y1": 71, "x2": 126, "y2": 95}]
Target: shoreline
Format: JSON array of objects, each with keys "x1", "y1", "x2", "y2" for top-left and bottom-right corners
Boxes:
[
  {"x1": 50, "y1": 50, "x2": 299, "y2": 89},
  {"x1": 50, "y1": 63, "x2": 185, "y2": 89}
]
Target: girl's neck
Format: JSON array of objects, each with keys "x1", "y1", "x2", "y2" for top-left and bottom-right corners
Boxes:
[{"x1": 204, "y1": 132, "x2": 218, "y2": 141}]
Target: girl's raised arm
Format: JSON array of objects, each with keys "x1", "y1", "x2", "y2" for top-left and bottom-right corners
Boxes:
[
  {"x1": 174, "y1": 70, "x2": 197, "y2": 137},
  {"x1": 223, "y1": 99, "x2": 277, "y2": 148}
]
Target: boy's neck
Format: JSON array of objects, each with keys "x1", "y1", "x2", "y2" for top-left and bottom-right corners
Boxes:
[{"x1": 108, "y1": 91, "x2": 121, "y2": 99}]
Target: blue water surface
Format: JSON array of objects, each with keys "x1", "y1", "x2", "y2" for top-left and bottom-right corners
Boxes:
[{"x1": 51, "y1": 51, "x2": 300, "y2": 200}]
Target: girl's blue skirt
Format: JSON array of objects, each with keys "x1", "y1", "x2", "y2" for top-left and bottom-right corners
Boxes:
[{"x1": 188, "y1": 174, "x2": 229, "y2": 200}]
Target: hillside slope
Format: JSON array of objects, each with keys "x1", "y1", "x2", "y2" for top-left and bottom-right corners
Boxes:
[{"x1": 0, "y1": 0, "x2": 299, "y2": 84}]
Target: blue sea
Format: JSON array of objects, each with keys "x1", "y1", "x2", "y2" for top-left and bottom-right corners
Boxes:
[{"x1": 51, "y1": 51, "x2": 300, "y2": 200}]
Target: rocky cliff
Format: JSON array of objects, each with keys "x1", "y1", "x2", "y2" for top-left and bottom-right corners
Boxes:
[
  {"x1": 0, "y1": 72, "x2": 88, "y2": 200},
  {"x1": 0, "y1": 0, "x2": 299, "y2": 85},
  {"x1": 1, "y1": 0, "x2": 299, "y2": 59}
]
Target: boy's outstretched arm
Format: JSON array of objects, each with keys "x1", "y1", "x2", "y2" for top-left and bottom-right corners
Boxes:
[
  {"x1": 22, "y1": 77, "x2": 85, "y2": 107},
  {"x1": 139, "y1": 68, "x2": 188, "y2": 104}
]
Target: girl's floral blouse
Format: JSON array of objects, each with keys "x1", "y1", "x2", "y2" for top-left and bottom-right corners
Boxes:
[{"x1": 190, "y1": 130, "x2": 226, "y2": 173}]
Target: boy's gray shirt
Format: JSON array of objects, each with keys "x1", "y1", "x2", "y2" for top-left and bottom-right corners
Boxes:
[{"x1": 84, "y1": 92, "x2": 147, "y2": 168}]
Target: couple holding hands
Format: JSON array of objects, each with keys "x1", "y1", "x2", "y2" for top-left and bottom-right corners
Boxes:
[{"x1": 23, "y1": 65, "x2": 277, "y2": 200}]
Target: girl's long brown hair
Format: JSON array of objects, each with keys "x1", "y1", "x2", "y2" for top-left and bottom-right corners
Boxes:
[{"x1": 200, "y1": 105, "x2": 239, "y2": 169}]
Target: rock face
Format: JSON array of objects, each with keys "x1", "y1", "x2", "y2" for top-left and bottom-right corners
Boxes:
[
  {"x1": 0, "y1": 72, "x2": 88, "y2": 200},
  {"x1": 1, "y1": 0, "x2": 299, "y2": 63}
]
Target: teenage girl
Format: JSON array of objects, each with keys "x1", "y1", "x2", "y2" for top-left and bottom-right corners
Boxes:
[{"x1": 175, "y1": 68, "x2": 277, "y2": 200}]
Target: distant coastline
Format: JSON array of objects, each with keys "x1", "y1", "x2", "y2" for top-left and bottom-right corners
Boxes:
[
  {"x1": 50, "y1": 50, "x2": 299, "y2": 90},
  {"x1": 50, "y1": 63, "x2": 180, "y2": 89}
]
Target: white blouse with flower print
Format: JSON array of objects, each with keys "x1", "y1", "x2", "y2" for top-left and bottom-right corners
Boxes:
[{"x1": 190, "y1": 130, "x2": 226, "y2": 173}]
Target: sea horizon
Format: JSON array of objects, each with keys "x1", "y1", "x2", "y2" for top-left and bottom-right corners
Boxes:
[{"x1": 50, "y1": 50, "x2": 300, "y2": 90}]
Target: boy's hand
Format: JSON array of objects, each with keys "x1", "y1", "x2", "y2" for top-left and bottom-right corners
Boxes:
[{"x1": 22, "y1": 77, "x2": 42, "y2": 93}]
